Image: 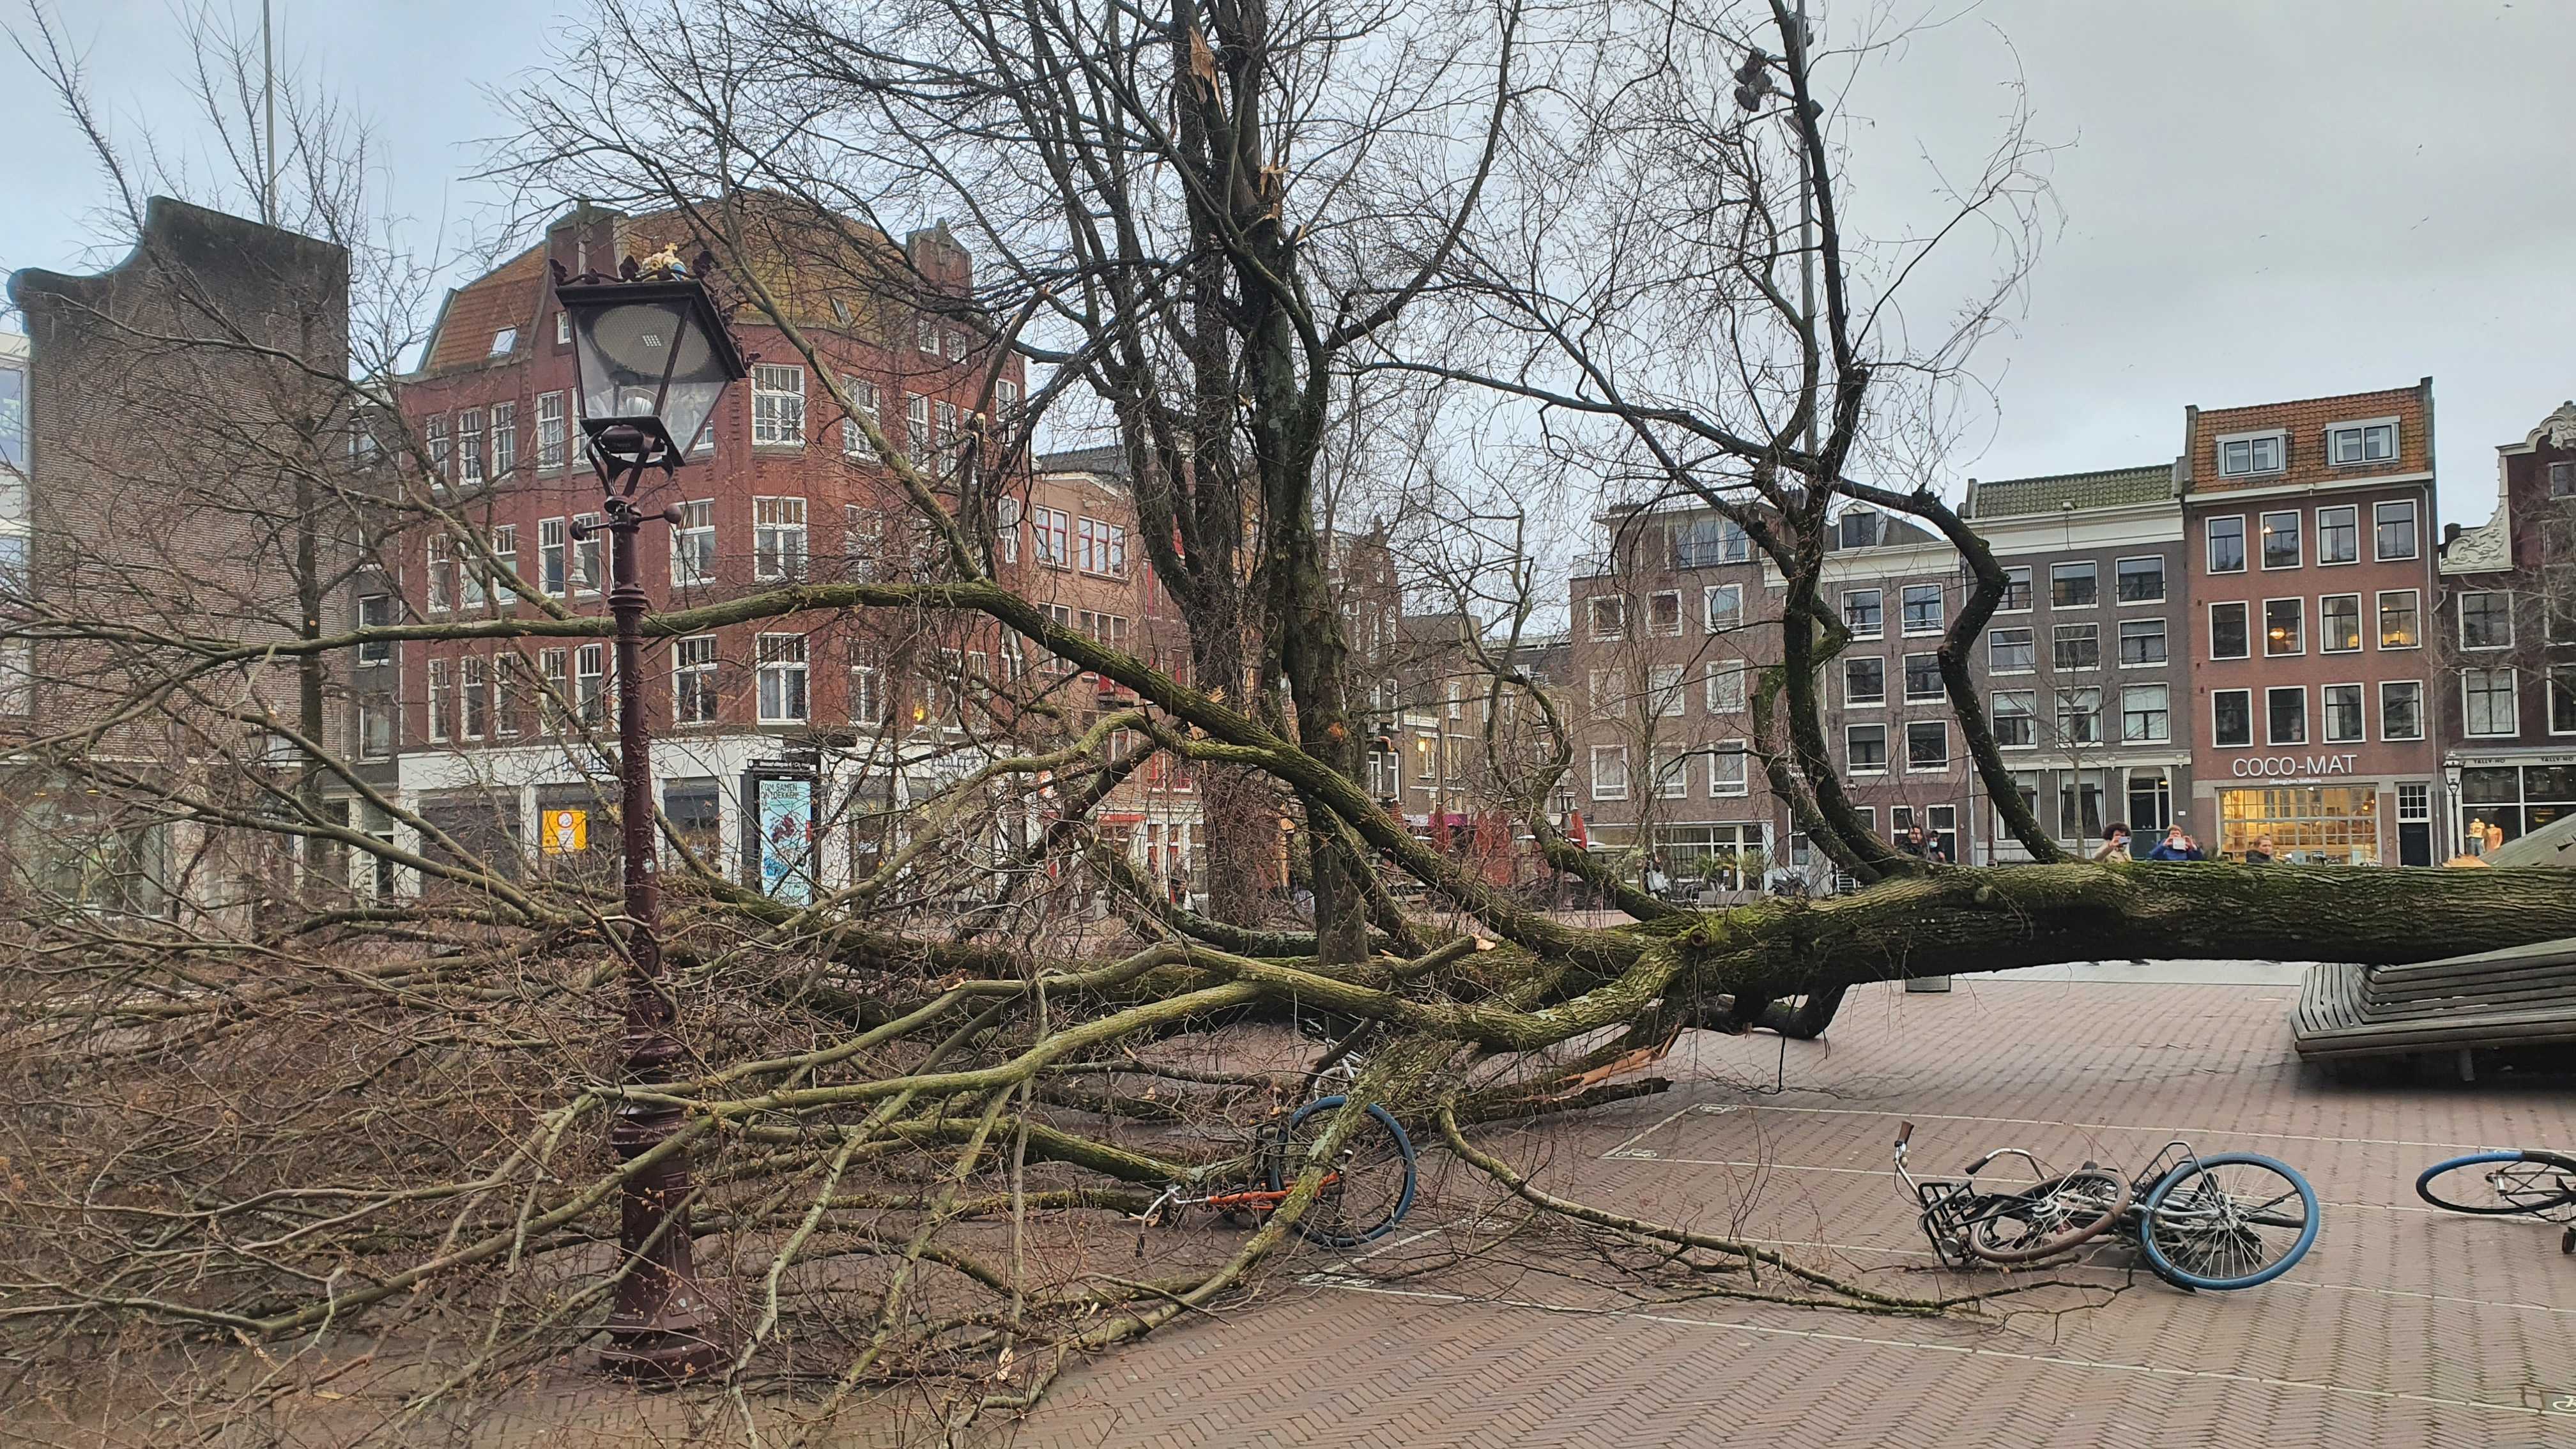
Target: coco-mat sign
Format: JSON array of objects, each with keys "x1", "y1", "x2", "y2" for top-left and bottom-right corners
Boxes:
[{"x1": 2228, "y1": 753, "x2": 2361, "y2": 779}]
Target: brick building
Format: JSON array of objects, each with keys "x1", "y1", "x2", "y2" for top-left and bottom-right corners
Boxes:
[
  {"x1": 2437, "y1": 399, "x2": 2576, "y2": 849},
  {"x1": 388, "y1": 199, "x2": 1033, "y2": 899},
  {"x1": 2179, "y1": 381, "x2": 2444, "y2": 864},
  {"x1": 1961, "y1": 464, "x2": 2190, "y2": 860},
  {"x1": 1566, "y1": 500, "x2": 1775, "y2": 884}
]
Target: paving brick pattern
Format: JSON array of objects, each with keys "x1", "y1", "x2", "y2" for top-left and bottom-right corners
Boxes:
[{"x1": 957, "y1": 973, "x2": 2576, "y2": 1449}]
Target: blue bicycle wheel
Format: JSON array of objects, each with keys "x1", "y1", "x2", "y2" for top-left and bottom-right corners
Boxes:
[
  {"x1": 2137, "y1": 1152, "x2": 2319, "y2": 1291},
  {"x1": 1268, "y1": 1095, "x2": 1418, "y2": 1248},
  {"x1": 2416, "y1": 1151, "x2": 2576, "y2": 1215}
]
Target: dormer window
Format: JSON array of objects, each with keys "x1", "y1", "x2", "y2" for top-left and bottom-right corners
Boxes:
[
  {"x1": 2217, "y1": 431, "x2": 2285, "y2": 478},
  {"x1": 489, "y1": 327, "x2": 518, "y2": 355},
  {"x1": 2324, "y1": 418, "x2": 2397, "y2": 467},
  {"x1": 1838, "y1": 510, "x2": 1882, "y2": 549},
  {"x1": 554, "y1": 312, "x2": 571, "y2": 346}
]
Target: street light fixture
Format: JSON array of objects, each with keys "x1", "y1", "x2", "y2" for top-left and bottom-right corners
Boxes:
[{"x1": 552, "y1": 250, "x2": 748, "y2": 1382}]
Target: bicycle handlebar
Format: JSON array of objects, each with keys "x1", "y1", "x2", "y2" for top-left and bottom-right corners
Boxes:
[{"x1": 1896, "y1": 1120, "x2": 1915, "y2": 1147}]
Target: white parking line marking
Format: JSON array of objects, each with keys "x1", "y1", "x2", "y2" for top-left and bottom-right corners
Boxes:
[
  {"x1": 1303, "y1": 1278, "x2": 2553, "y2": 1418},
  {"x1": 1644, "y1": 1101, "x2": 2524, "y2": 1154},
  {"x1": 1640, "y1": 1156, "x2": 2446, "y2": 1213}
]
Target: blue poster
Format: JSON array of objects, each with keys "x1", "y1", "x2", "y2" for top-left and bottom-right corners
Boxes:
[{"x1": 755, "y1": 776, "x2": 816, "y2": 904}]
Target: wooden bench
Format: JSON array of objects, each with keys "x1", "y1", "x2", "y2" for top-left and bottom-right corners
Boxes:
[{"x1": 2293, "y1": 937, "x2": 2576, "y2": 1071}]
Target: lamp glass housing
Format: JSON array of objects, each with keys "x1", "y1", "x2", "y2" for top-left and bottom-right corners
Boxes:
[{"x1": 555, "y1": 277, "x2": 746, "y2": 464}]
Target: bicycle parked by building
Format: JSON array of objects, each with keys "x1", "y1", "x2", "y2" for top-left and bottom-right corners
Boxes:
[
  {"x1": 1893, "y1": 1121, "x2": 2320, "y2": 1291},
  {"x1": 2415, "y1": 1148, "x2": 2576, "y2": 1253}
]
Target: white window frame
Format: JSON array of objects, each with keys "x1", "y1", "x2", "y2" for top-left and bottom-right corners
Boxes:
[
  {"x1": 2266, "y1": 684, "x2": 2308, "y2": 746},
  {"x1": 425, "y1": 658, "x2": 451, "y2": 742},
  {"x1": 2324, "y1": 416, "x2": 2398, "y2": 468},
  {"x1": 1651, "y1": 744, "x2": 1689, "y2": 800},
  {"x1": 1989, "y1": 627, "x2": 2034, "y2": 675},
  {"x1": 1587, "y1": 594, "x2": 1627, "y2": 641},
  {"x1": 2374, "y1": 498, "x2": 2420, "y2": 562},
  {"x1": 460, "y1": 655, "x2": 488, "y2": 739},
  {"x1": 2113, "y1": 555, "x2": 2165, "y2": 604},
  {"x1": 1648, "y1": 663, "x2": 1685, "y2": 718},
  {"x1": 992, "y1": 496, "x2": 1022, "y2": 564},
  {"x1": 1842, "y1": 588, "x2": 1883, "y2": 640},
  {"x1": 356, "y1": 698, "x2": 393, "y2": 760},
  {"x1": 2050, "y1": 560, "x2": 2099, "y2": 610},
  {"x1": 2216, "y1": 429, "x2": 2286, "y2": 479},
  {"x1": 671, "y1": 500, "x2": 717, "y2": 588},
  {"x1": 490, "y1": 401, "x2": 517, "y2": 477},
  {"x1": 2211, "y1": 687, "x2": 2254, "y2": 749},
  {"x1": 675, "y1": 634, "x2": 720, "y2": 726},
  {"x1": 2379, "y1": 680, "x2": 2425, "y2": 742},
  {"x1": 839, "y1": 376, "x2": 881, "y2": 455},
  {"x1": 1900, "y1": 583, "x2": 1945, "y2": 636},
  {"x1": 1842, "y1": 656, "x2": 1884, "y2": 707},
  {"x1": 2117, "y1": 617, "x2": 2167, "y2": 668},
  {"x1": 2051, "y1": 622, "x2": 2100, "y2": 672},
  {"x1": 850, "y1": 652, "x2": 884, "y2": 728},
  {"x1": 539, "y1": 518, "x2": 567, "y2": 596},
  {"x1": 2262, "y1": 597, "x2": 2304, "y2": 657},
  {"x1": 357, "y1": 592, "x2": 394, "y2": 666},
  {"x1": 1902, "y1": 651, "x2": 1943, "y2": 703},
  {"x1": 2458, "y1": 590, "x2": 2515, "y2": 651},
  {"x1": 1702, "y1": 584, "x2": 1743, "y2": 634},
  {"x1": 1904, "y1": 720, "x2": 1949, "y2": 773},
  {"x1": 2376, "y1": 588, "x2": 2421, "y2": 650},
  {"x1": 1846, "y1": 722, "x2": 1889, "y2": 776},
  {"x1": 572, "y1": 513, "x2": 602, "y2": 595},
  {"x1": 2549, "y1": 664, "x2": 2576, "y2": 738},
  {"x1": 2205, "y1": 514, "x2": 2247, "y2": 574},
  {"x1": 2319, "y1": 592, "x2": 2362, "y2": 654},
  {"x1": 752, "y1": 364, "x2": 806, "y2": 446},
  {"x1": 2321, "y1": 682, "x2": 2366, "y2": 744},
  {"x1": 2056, "y1": 687, "x2": 2103, "y2": 746},
  {"x1": 757, "y1": 633, "x2": 810, "y2": 723},
  {"x1": 1589, "y1": 744, "x2": 1630, "y2": 801},
  {"x1": 1706, "y1": 659, "x2": 1747, "y2": 713},
  {"x1": 457, "y1": 410, "x2": 486, "y2": 484},
  {"x1": 535, "y1": 392, "x2": 567, "y2": 471},
  {"x1": 1710, "y1": 740, "x2": 1750, "y2": 798},
  {"x1": 905, "y1": 392, "x2": 932, "y2": 465},
  {"x1": 2258, "y1": 510, "x2": 2303, "y2": 571},
  {"x1": 1992, "y1": 689, "x2": 2037, "y2": 750},
  {"x1": 2314, "y1": 503, "x2": 2360, "y2": 567},
  {"x1": 2206, "y1": 599, "x2": 2250, "y2": 661},
  {"x1": 574, "y1": 643, "x2": 608, "y2": 724},
  {"x1": 425, "y1": 536, "x2": 453, "y2": 613},
  {"x1": 2461, "y1": 667, "x2": 2518, "y2": 739},
  {"x1": 1998, "y1": 565, "x2": 2032, "y2": 613},
  {"x1": 2119, "y1": 682, "x2": 2170, "y2": 745},
  {"x1": 753, "y1": 496, "x2": 809, "y2": 581}
]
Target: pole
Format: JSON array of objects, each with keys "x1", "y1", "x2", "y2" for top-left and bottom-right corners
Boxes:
[
  {"x1": 261, "y1": 0, "x2": 278, "y2": 227},
  {"x1": 1795, "y1": 0, "x2": 1814, "y2": 461},
  {"x1": 596, "y1": 478, "x2": 720, "y2": 1381}
]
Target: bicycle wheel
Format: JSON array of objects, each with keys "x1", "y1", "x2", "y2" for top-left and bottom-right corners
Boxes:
[
  {"x1": 1268, "y1": 1095, "x2": 1418, "y2": 1248},
  {"x1": 2137, "y1": 1153, "x2": 2319, "y2": 1291},
  {"x1": 2414, "y1": 1151, "x2": 2576, "y2": 1215},
  {"x1": 1965, "y1": 1168, "x2": 2133, "y2": 1264}
]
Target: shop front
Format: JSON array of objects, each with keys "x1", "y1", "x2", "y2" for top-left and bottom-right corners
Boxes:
[
  {"x1": 2450, "y1": 756, "x2": 2576, "y2": 849},
  {"x1": 2201, "y1": 749, "x2": 2439, "y2": 866}
]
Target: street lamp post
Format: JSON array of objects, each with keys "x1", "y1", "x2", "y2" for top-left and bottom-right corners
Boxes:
[{"x1": 551, "y1": 252, "x2": 749, "y2": 1381}]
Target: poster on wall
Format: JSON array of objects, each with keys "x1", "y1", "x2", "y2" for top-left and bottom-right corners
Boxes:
[{"x1": 754, "y1": 774, "x2": 816, "y2": 904}]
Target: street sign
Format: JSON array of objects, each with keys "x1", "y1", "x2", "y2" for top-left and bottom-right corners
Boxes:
[{"x1": 541, "y1": 808, "x2": 588, "y2": 854}]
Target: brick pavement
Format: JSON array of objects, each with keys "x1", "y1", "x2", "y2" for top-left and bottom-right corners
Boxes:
[{"x1": 951, "y1": 971, "x2": 2576, "y2": 1449}]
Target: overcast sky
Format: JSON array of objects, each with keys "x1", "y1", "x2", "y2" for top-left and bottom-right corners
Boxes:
[{"x1": 3, "y1": 0, "x2": 2563, "y2": 528}]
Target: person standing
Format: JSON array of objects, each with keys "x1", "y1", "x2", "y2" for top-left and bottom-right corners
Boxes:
[
  {"x1": 2243, "y1": 835, "x2": 2276, "y2": 864},
  {"x1": 2148, "y1": 826, "x2": 2202, "y2": 862},
  {"x1": 2094, "y1": 823, "x2": 2131, "y2": 861}
]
